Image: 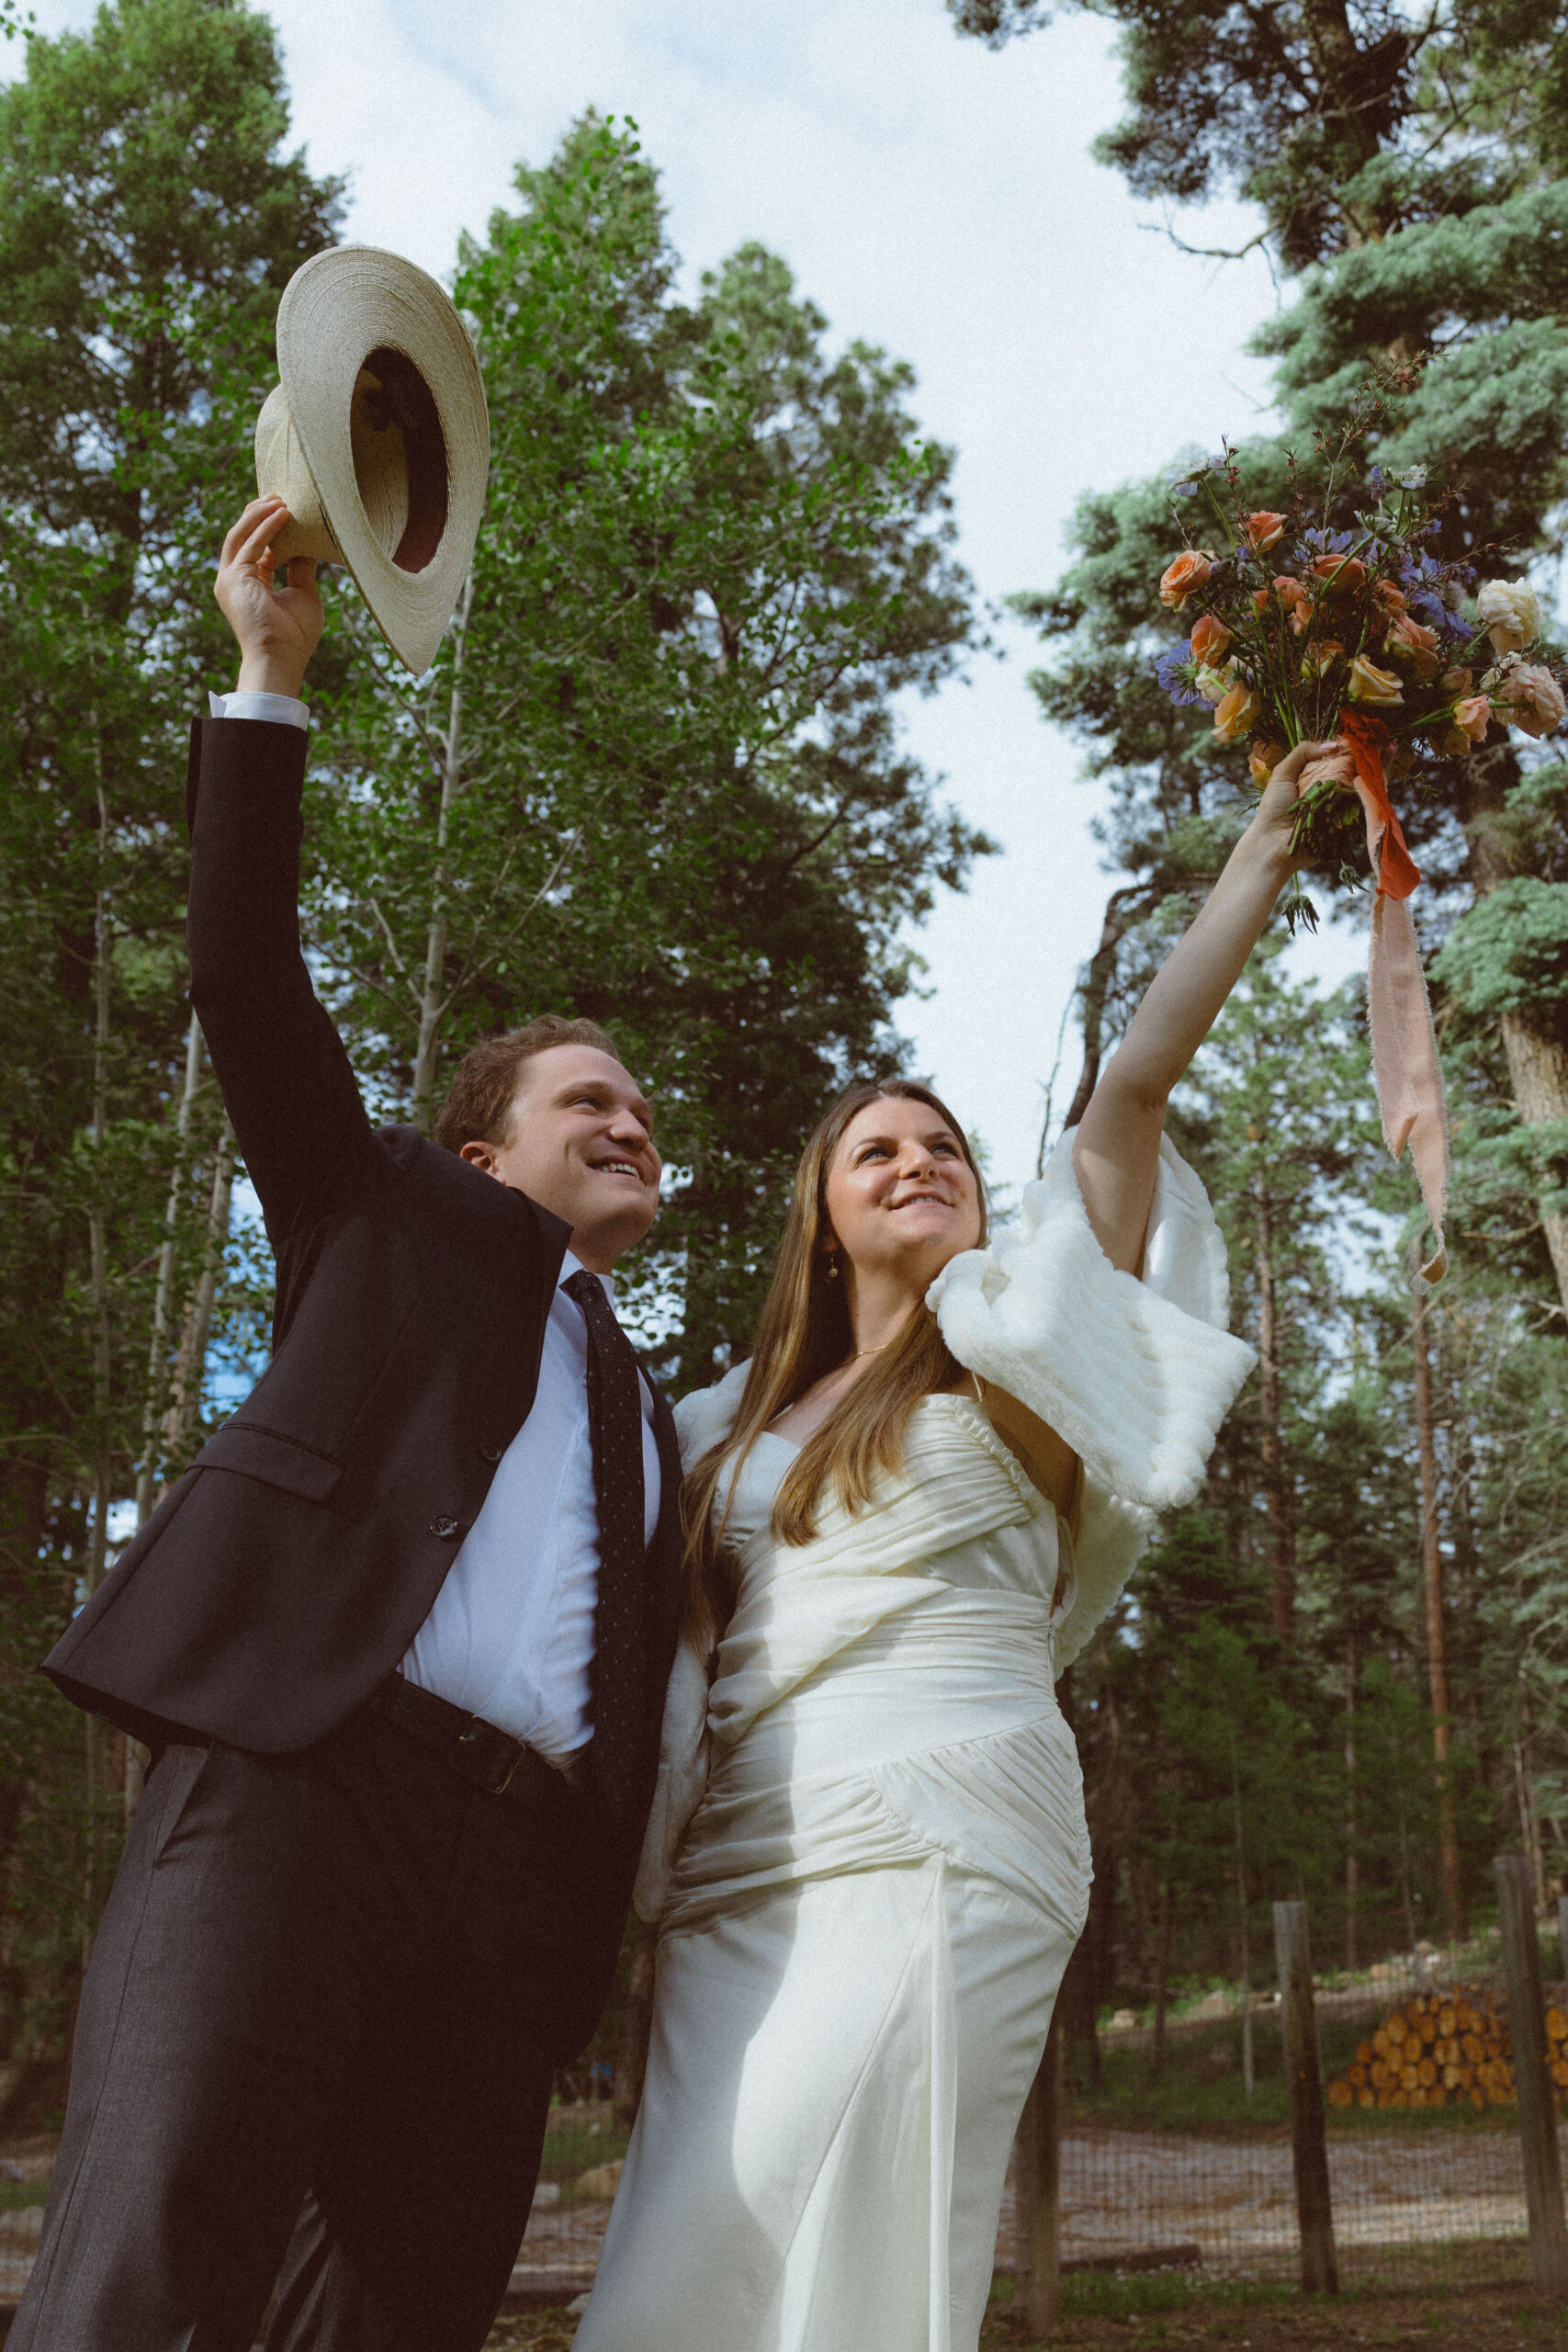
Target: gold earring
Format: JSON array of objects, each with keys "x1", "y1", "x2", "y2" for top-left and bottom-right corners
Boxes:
[{"x1": 824, "y1": 1253, "x2": 840, "y2": 1281}]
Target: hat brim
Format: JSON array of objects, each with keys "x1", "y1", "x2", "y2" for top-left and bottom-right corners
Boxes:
[{"x1": 276, "y1": 246, "x2": 489, "y2": 678}]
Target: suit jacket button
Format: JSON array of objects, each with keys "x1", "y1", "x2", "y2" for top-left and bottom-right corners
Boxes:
[
  {"x1": 477, "y1": 1439, "x2": 504, "y2": 1464},
  {"x1": 430, "y1": 1514, "x2": 462, "y2": 1540}
]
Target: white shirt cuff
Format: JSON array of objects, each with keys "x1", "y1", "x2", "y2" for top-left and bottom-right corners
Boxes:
[{"x1": 208, "y1": 689, "x2": 309, "y2": 730}]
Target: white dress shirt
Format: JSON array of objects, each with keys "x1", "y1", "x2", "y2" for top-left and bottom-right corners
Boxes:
[
  {"x1": 401, "y1": 1252, "x2": 660, "y2": 1759},
  {"x1": 209, "y1": 695, "x2": 660, "y2": 1759}
]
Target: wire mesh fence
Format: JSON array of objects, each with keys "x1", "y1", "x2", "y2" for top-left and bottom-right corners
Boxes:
[{"x1": 998, "y1": 1924, "x2": 1568, "y2": 2294}]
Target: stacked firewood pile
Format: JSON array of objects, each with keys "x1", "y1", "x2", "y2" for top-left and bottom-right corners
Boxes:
[{"x1": 1325, "y1": 1986, "x2": 1568, "y2": 2111}]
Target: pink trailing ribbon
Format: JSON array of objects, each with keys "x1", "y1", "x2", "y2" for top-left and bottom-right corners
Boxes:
[{"x1": 1300, "y1": 712, "x2": 1449, "y2": 1282}]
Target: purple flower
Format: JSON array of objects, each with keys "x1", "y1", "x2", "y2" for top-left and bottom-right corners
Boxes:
[{"x1": 1156, "y1": 640, "x2": 1209, "y2": 708}]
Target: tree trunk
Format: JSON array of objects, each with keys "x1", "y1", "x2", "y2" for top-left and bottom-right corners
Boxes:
[
  {"x1": 1231, "y1": 1752, "x2": 1255, "y2": 2099},
  {"x1": 1150, "y1": 1882, "x2": 1175, "y2": 2081},
  {"x1": 1466, "y1": 750, "x2": 1568, "y2": 1317},
  {"x1": 135, "y1": 1012, "x2": 205, "y2": 1526},
  {"x1": 411, "y1": 571, "x2": 474, "y2": 1130},
  {"x1": 1255, "y1": 1182, "x2": 1295, "y2": 1642},
  {"x1": 1412, "y1": 1253, "x2": 1465, "y2": 1942},
  {"x1": 162, "y1": 1121, "x2": 236, "y2": 1471},
  {"x1": 1498, "y1": 1012, "x2": 1568, "y2": 1313},
  {"x1": 1344, "y1": 1633, "x2": 1359, "y2": 1971},
  {"x1": 83, "y1": 768, "x2": 115, "y2": 1958},
  {"x1": 1062, "y1": 885, "x2": 1152, "y2": 1130}
]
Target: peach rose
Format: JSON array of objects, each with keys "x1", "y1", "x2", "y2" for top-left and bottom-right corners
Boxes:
[
  {"x1": 1301, "y1": 638, "x2": 1343, "y2": 679},
  {"x1": 1384, "y1": 613, "x2": 1439, "y2": 680},
  {"x1": 1373, "y1": 580, "x2": 1408, "y2": 614},
  {"x1": 1497, "y1": 662, "x2": 1566, "y2": 739},
  {"x1": 1314, "y1": 552, "x2": 1368, "y2": 594},
  {"x1": 1347, "y1": 653, "x2": 1404, "y2": 706},
  {"x1": 1159, "y1": 549, "x2": 1214, "y2": 610},
  {"x1": 1245, "y1": 511, "x2": 1287, "y2": 552},
  {"x1": 1451, "y1": 694, "x2": 1491, "y2": 743},
  {"x1": 1213, "y1": 682, "x2": 1262, "y2": 743},
  {"x1": 1248, "y1": 740, "x2": 1286, "y2": 786},
  {"x1": 1477, "y1": 578, "x2": 1540, "y2": 657},
  {"x1": 1272, "y1": 575, "x2": 1312, "y2": 634},
  {"x1": 1190, "y1": 614, "x2": 1232, "y2": 666},
  {"x1": 1440, "y1": 667, "x2": 1472, "y2": 695}
]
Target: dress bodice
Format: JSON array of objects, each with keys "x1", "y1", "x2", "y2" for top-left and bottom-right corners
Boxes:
[
  {"x1": 703, "y1": 1393, "x2": 1074, "y2": 1758},
  {"x1": 716, "y1": 1397, "x2": 1070, "y2": 1615}
]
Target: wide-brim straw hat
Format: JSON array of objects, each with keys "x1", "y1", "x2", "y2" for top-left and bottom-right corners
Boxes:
[{"x1": 254, "y1": 246, "x2": 489, "y2": 677}]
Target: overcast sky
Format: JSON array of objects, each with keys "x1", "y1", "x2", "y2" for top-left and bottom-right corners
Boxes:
[{"x1": 10, "y1": 0, "x2": 1365, "y2": 1193}]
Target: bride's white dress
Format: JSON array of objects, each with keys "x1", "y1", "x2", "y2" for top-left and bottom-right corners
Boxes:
[{"x1": 573, "y1": 1140, "x2": 1255, "y2": 2352}]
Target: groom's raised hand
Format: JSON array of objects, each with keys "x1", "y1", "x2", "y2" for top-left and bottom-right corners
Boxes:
[{"x1": 215, "y1": 494, "x2": 324, "y2": 699}]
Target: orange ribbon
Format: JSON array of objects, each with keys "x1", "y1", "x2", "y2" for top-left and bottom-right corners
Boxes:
[{"x1": 1338, "y1": 709, "x2": 1420, "y2": 899}]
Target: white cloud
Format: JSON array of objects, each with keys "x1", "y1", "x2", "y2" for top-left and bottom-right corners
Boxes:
[{"x1": 9, "y1": 0, "x2": 1360, "y2": 1187}]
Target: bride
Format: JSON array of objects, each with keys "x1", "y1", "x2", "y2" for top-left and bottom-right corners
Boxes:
[{"x1": 573, "y1": 745, "x2": 1331, "y2": 2352}]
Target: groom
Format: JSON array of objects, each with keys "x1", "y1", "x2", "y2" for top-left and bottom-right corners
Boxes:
[{"x1": 15, "y1": 497, "x2": 683, "y2": 2352}]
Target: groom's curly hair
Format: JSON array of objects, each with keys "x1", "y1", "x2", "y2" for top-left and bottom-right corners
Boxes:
[{"x1": 434, "y1": 1014, "x2": 626, "y2": 1153}]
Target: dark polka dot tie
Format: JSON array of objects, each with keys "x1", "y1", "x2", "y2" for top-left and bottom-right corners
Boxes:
[{"x1": 563, "y1": 1270, "x2": 647, "y2": 1815}]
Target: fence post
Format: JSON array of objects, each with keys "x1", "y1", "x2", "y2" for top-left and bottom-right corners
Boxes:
[
  {"x1": 1495, "y1": 1855, "x2": 1568, "y2": 2299},
  {"x1": 1273, "y1": 1900, "x2": 1338, "y2": 2295},
  {"x1": 1014, "y1": 2003, "x2": 1063, "y2": 2334}
]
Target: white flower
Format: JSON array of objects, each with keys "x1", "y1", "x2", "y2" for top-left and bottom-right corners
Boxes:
[
  {"x1": 1193, "y1": 663, "x2": 1234, "y2": 705},
  {"x1": 1394, "y1": 466, "x2": 1428, "y2": 489},
  {"x1": 1477, "y1": 578, "x2": 1541, "y2": 657}
]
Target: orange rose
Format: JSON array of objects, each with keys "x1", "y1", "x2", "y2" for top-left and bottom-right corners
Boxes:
[
  {"x1": 1248, "y1": 740, "x2": 1285, "y2": 786},
  {"x1": 1373, "y1": 580, "x2": 1408, "y2": 614},
  {"x1": 1272, "y1": 576, "x2": 1312, "y2": 634},
  {"x1": 1213, "y1": 683, "x2": 1262, "y2": 744},
  {"x1": 1452, "y1": 694, "x2": 1491, "y2": 743},
  {"x1": 1497, "y1": 663, "x2": 1566, "y2": 740},
  {"x1": 1314, "y1": 553, "x2": 1368, "y2": 594},
  {"x1": 1159, "y1": 549, "x2": 1213, "y2": 610},
  {"x1": 1190, "y1": 614, "x2": 1232, "y2": 666},
  {"x1": 1245, "y1": 511, "x2": 1287, "y2": 552},
  {"x1": 1384, "y1": 614, "x2": 1439, "y2": 680},
  {"x1": 1347, "y1": 653, "x2": 1404, "y2": 707},
  {"x1": 1301, "y1": 638, "x2": 1343, "y2": 679}
]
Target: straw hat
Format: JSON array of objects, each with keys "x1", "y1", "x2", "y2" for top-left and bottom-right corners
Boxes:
[{"x1": 254, "y1": 246, "x2": 489, "y2": 677}]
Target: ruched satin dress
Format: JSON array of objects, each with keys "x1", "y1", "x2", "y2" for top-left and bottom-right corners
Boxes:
[{"x1": 573, "y1": 1139, "x2": 1256, "y2": 2352}]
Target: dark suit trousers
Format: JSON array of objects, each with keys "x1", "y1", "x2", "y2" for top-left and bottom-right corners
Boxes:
[{"x1": 12, "y1": 1701, "x2": 598, "y2": 2352}]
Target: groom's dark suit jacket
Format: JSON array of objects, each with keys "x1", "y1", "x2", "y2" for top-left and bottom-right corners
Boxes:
[{"x1": 47, "y1": 718, "x2": 684, "y2": 1872}]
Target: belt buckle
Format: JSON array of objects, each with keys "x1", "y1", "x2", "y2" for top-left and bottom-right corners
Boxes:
[{"x1": 457, "y1": 1716, "x2": 526, "y2": 1797}]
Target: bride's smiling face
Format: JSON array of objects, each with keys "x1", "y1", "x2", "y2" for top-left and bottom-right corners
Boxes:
[{"x1": 823, "y1": 1096, "x2": 983, "y2": 1293}]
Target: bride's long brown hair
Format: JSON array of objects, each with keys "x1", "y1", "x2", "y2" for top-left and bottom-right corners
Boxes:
[{"x1": 682, "y1": 1080, "x2": 987, "y2": 1649}]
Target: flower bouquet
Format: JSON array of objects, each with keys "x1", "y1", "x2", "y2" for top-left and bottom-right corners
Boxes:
[{"x1": 1155, "y1": 432, "x2": 1568, "y2": 1282}]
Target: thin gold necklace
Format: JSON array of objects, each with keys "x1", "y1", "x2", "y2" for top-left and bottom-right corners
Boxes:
[{"x1": 849, "y1": 1341, "x2": 890, "y2": 1361}]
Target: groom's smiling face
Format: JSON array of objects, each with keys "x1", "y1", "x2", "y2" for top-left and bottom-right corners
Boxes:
[{"x1": 459, "y1": 1045, "x2": 660, "y2": 1273}]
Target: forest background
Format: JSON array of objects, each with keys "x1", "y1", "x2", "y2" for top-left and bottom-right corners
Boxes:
[{"x1": 1, "y1": 0, "x2": 1566, "y2": 2108}]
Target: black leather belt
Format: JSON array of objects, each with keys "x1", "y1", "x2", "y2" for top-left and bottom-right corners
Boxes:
[{"x1": 372, "y1": 1673, "x2": 589, "y2": 1807}]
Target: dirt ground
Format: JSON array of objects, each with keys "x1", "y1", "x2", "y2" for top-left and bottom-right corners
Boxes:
[{"x1": 483, "y1": 2278, "x2": 1568, "y2": 2352}]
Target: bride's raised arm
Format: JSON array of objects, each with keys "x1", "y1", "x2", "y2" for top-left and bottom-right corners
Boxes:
[{"x1": 1071, "y1": 740, "x2": 1333, "y2": 1274}]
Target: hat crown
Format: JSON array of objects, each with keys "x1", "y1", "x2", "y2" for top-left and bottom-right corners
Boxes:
[{"x1": 254, "y1": 246, "x2": 488, "y2": 675}]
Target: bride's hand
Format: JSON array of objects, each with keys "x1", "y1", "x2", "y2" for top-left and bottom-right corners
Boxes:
[{"x1": 1247, "y1": 739, "x2": 1344, "y2": 870}]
